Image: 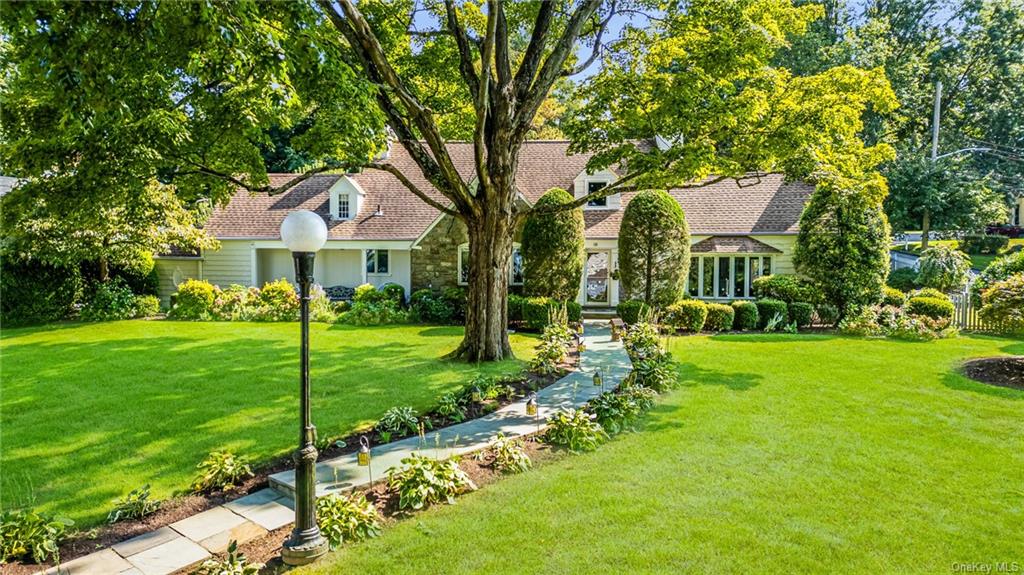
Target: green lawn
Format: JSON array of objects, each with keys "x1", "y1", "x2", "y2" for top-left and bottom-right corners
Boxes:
[
  {"x1": 898, "y1": 238, "x2": 1024, "y2": 270},
  {"x1": 305, "y1": 334, "x2": 1024, "y2": 574},
  {"x1": 0, "y1": 321, "x2": 535, "y2": 527}
]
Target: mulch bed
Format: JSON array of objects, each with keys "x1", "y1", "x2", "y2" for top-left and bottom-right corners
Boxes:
[
  {"x1": 962, "y1": 356, "x2": 1024, "y2": 390},
  {"x1": 195, "y1": 438, "x2": 559, "y2": 575},
  {"x1": 9, "y1": 349, "x2": 578, "y2": 574}
]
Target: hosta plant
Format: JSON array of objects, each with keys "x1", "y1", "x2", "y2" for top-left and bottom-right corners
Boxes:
[
  {"x1": 587, "y1": 390, "x2": 648, "y2": 435},
  {"x1": 489, "y1": 433, "x2": 531, "y2": 474},
  {"x1": 544, "y1": 409, "x2": 607, "y2": 452},
  {"x1": 190, "y1": 541, "x2": 261, "y2": 575},
  {"x1": 191, "y1": 451, "x2": 253, "y2": 493},
  {"x1": 0, "y1": 509, "x2": 73, "y2": 564},
  {"x1": 386, "y1": 454, "x2": 476, "y2": 511},
  {"x1": 108, "y1": 484, "x2": 162, "y2": 524},
  {"x1": 435, "y1": 393, "x2": 467, "y2": 423},
  {"x1": 377, "y1": 406, "x2": 419, "y2": 436},
  {"x1": 316, "y1": 493, "x2": 382, "y2": 549},
  {"x1": 630, "y1": 355, "x2": 676, "y2": 393}
]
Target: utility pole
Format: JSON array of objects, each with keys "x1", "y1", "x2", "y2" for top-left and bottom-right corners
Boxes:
[{"x1": 923, "y1": 80, "x2": 942, "y2": 249}]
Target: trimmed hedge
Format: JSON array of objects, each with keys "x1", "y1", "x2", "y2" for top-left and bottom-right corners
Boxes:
[
  {"x1": 910, "y1": 287, "x2": 950, "y2": 302},
  {"x1": 380, "y1": 283, "x2": 406, "y2": 306},
  {"x1": 615, "y1": 299, "x2": 649, "y2": 324},
  {"x1": 522, "y1": 297, "x2": 580, "y2": 331},
  {"x1": 907, "y1": 296, "x2": 955, "y2": 321},
  {"x1": 751, "y1": 274, "x2": 821, "y2": 304},
  {"x1": 756, "y1": 299, "x2": 788, "y2": 329},
  {"x1": 665, "y1": 299, "x2": 707, "y2": 332},
  {"x1": 882, "y1": 287, "x2": 906, "y2": 307},
  {"x1": 815, "y1": 304, "x2": 839, "y2": 326},
  {"x1": 959, "y1": 234, "x2": 1008, "y2": 255},
  {"x1": 704, "y1": 303, "x2": 735, "y2": 332},
  {"x1": 731, "y1": 301, "x2": 759, "y2": 330},
  {"x1": 788, "y1": 302, "x2": 814, "y2": 328},
  {"x1": 886, "y1": 268, "x2": 918, "y2": 292},
  {"x1": 0, "y1": 257, "x2": 83, "y2": 326}
]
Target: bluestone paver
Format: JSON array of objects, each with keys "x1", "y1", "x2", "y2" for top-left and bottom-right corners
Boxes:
[
  {"x1": 111, "y1": 526, "x2": 178, "y2": 558},
  {"x1": 169, "y1": 506, "x2": 246, "y2": 542},
  {"x1": 224, "y1": 496, "x2": 294, "y2": 531},
  {"x1": 124, "y1": 536, "x2": 209, "y2": 575},
  {"x1": 43, "y1": 548, "x2": 133, "y2": 575},
  {"x1": 197, "y1": 519, "x2": 268, "y2": 553}
]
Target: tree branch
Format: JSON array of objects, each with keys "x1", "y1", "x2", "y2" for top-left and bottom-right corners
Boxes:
[
  {"x1": 564, "y1": 1, "x2": 616, "y2": 77},
  {"x1": 514, "y1": 0, "x2": 556, "y2": 102}
]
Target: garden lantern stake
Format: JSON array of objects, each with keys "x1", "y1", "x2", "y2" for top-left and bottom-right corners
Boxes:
[{"x1": 280, "y1": 209, "x2": 329, "y2": 566}]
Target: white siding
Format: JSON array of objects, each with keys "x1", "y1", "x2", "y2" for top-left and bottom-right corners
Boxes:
[
  {"x1": 365, "y1": 249, "x2": 412, "y2": 295},
  {"x1": 202, "y1": 241, "x2": 254, "y2": 288},
  {"x1": 154, "y1": 259, "x2": 200, "y2": 304}
]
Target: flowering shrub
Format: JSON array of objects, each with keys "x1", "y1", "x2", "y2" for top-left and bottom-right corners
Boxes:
[
  {"x1": 80, "y1": 279, "x2": 140, "y2": 321},
  {"x1": 171, "y1": 279, "x2": 217, "y2": 319},
  {"x1": 840, "y1": 304, "x2": 957, "y2": 340},
  {"x1": 339, "y1": 300, "x2": 409, "y2": 325}
]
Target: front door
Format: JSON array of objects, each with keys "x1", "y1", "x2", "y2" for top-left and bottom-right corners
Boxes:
[{"x1": 585, "y1": 251, "x2": 610, "y2": 305}]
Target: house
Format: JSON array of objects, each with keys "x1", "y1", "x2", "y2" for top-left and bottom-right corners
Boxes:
[{"x1": 154, "y1": 141, "x2": 814, "y2": 308}]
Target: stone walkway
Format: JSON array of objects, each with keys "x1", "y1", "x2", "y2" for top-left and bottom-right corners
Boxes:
[{"x1": 44, "y1": 320, "x2": 629, "y2": 574}]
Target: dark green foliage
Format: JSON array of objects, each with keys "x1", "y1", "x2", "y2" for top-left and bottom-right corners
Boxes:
[
  {"x1": 618, "y1": 190, "x2": 690, "y2": 307},
  {"x1": 664, "y1": 299, "x2": 707, "y2": 332},
  {"x1": 703, "y1": 303, "x2": 735, "y2": 332},
  {"x1": 815, "y1": 304, "x2": 840, "y2": 327},
  {"x1": 788, "y1": 302, "x2": 814, "y2": 328},
  {"x1": 386, "y1": 454, "x2": 475, "y2": 511},
  {"x1": 0, "y1": 257, "x2": 83, "y2": 326},
  {"x1": 80, "y1": 279, "x2": 139, "y2": 322},
  {"x1": 171, "y1": 279, "x2": 216, "y2": 320},
  {"x1": 410, "y1": 288, "x2": 466, "y2": 325},
  {"x1": 972, "y1": 251, "x2": 1024, "y2": 305},
  {"x1": 521, "y1": 188, "x2": 585, "y2": 300},
  {"x1": 887, "y1": 268, "x2": 919, "y2": 292},
  {"x1": 380, "y1": 283, "x2": 406, "y2": 307},
  {"x1": 522, "y1": 297, "x2": 577, "y2": 331},
  {"x1": 615, "y1": 300, "x2": 650, "y2": 324},
  {"x1": 731, "y1": 301, "x2": 760, "y2": 330},
  {"x1": 0, "y1": 509, "x2": 73, "y2": 564},
  {"x1": 751, "y1": 275, "x2": 821, "y2": 304},
  {"x1": 882, "y1": 287, "x2": 906, "y2": 307},
  {"x1": 544, "y1": 409, "x2": 608, "y2": 452},
  {"x1": 507, "y1": 293, "x2": 526, "y2": 324},
  {"x1": 906, "y1": 296, "x2": 955, "y2": 321},
  {"x1": 978, "y1": 275, "x2": 1024, "y2": 332},
  {"x1": 756, "y1": 299, "x2": 789, "y2": 329},
  {"x1": 316, "y1": 493, "x2": 382, "y2": 549},
  {"x1": 794, "y1": 176, "x2": 891, "y2": 318},
  {"x1": 959, "y1": 234, "x2": 1009, "y2": 255}
]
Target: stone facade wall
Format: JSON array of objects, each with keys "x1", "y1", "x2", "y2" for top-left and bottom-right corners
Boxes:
[
  {"x1": 411, "y1": 215, "x2": 468, "y2": 291},
  {"x1": 410, "y1": 215, "x2": 526, "y2": 293}
]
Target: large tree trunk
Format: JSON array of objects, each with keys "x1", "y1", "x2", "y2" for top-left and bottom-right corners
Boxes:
[{"x1": 450, "y1": 210, "x2": 515, "y2": 361}]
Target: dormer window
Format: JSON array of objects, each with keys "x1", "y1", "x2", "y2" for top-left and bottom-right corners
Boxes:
[
  {"x1": 338, "y1": 194, "x2": 350, "y2": 219},
  {"x1": 329, "y1": 176, "x2": 364, "y2": 221},
  {"x1": 587, "y1": 181, "x2": 607, "y2": 207},
  {"x1": 573, "y1": 168, "x2": 619, "y2": 210}
]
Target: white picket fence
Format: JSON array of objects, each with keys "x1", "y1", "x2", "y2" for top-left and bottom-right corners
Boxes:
[{"x1": 949, "y1": 290, "x2": 1007, "y2": 332}]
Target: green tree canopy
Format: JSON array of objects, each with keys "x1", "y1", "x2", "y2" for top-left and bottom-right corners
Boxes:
[
  {"x1": 794, "y1": 150, "x2": 893, "y2": 318},
  {"x1": 2, "y1": 0, "x2": 899, "y2": 360},
  {"x1": 618, "y1": 189, "x2": 690, "y2": 308},
  {"x1": 521, "y1": 188, "x2": 585, "y2": 301}
]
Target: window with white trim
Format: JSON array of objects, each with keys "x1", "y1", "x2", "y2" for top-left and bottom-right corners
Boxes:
[
  {"x1": 586, "y1": 181, "x2": 607, "y2": 207},
  {"x1": 366, "y1": 249, "x2": 389, "y2": 274},
  {"x1": 686, "y1": 255, "x2": 772, "y2": 299},
  {"x1": 338, "y1": 193, "x2": 350, "y2": 219},
  {"x1": 458, "y1": 244, "x2": 523, "y2": 285}
]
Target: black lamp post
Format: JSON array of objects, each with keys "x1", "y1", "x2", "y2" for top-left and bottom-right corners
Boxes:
[{"x1": 280, "y1": 209, "x2": 329, "y2": 566}]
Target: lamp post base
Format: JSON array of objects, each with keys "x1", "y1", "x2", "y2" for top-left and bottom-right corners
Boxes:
[{"x1": 281, "y1": 528, "x2": 328, "y2": 566}]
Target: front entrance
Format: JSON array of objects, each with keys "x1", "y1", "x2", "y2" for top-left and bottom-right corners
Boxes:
[{"x1": 585, "y1": 250, "x2": 611, "y2": 305}]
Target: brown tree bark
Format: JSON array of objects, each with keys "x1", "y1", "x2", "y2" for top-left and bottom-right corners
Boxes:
[{"x1": 452, "y1": 212, "x2": 515, "y2": 361}]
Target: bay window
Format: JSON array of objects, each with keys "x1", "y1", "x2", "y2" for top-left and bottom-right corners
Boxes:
[{"x1": 685, "y1": 255, "x2": 772, "y2": 299}]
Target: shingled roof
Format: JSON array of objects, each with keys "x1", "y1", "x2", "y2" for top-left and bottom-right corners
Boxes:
[{"x1": 205, "y1": 141, "x2": 813, "y2": 240}]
